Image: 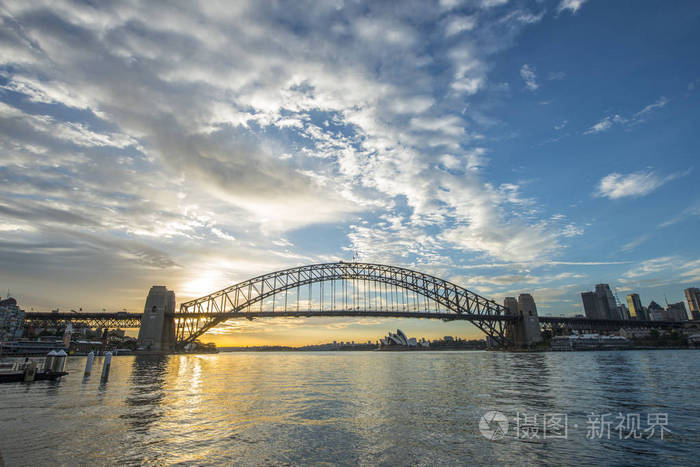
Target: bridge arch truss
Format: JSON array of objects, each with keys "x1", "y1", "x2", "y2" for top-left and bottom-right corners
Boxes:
[{"x1": 176, "y1": 262, "x2": 513, "y2": 347}]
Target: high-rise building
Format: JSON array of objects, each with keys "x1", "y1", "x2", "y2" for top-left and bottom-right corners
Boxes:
[
  {"x1": 503, "y1": 297, "x2": 519, "y2": 316},
  {"x1": 595, "y1": 284, "x2": 619, "y2": 320},
  {"x1": 617, "y1": 304, "x2": 630, "y2": 320},
  {"x1": 581, "y1": 284, "x2": 619, "y2": 319},
  {"x1": 626, "y1": 293, "x2": 648, "y2": 320},
  {"x1": 0, "y1": 297, "x2": 25, "y2": 341},
  {"x1": 581, "y1": 291, "x2": 603, "y2": 319},
  {"x1": 685, "y1": 287, "x2": 700, "y2": 320},
  {"x1": 666, "y1": 302, "x2": 688, "y2": 322},
  {"x1": 647, "y1": 301, "x2": 665, "y2": 321}
]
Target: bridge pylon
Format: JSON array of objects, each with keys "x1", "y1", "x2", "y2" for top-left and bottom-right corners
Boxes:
[
  {"x1": 136, "y1": 286, "x2": 176, "y2": 352},
  {"x1": 503, "y1": 294, "x2": 543, "y2": 349}
]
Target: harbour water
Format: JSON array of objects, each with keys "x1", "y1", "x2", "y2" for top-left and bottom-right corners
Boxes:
[{"x1": 1, "y1": 350, "x2": 699, "y2": 466}]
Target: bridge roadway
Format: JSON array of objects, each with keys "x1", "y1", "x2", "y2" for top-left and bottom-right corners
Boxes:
[
  {"x1": 24, "y1": 310, "x2": 685, "y2": 330},
  {"x1": 24, "y1": 311, "x2": 143, "y2": 328}
]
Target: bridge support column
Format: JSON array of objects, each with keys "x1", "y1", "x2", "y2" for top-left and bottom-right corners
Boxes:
[
  {"x1": 136, "y1": 286, "x2": 176, "y2": 353},
  {"x1": 506, "y1": 294, "x2": 543, "y2": 349},
  {"x1": 503, "y1": 297, "x2": 519, "y2": 344}
]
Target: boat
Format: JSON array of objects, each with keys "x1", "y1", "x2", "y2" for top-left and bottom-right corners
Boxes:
[
  {"x1": 0, "y1": 369, "x2": 68, "y2": 383},
  {"x1": 0, "y1": 356, "x2": 69, "y2": 383}
]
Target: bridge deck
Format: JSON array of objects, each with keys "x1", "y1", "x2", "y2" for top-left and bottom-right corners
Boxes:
[
  {"x1": 171, "y1": 310, "x2": 515, "y2": 321},
  {"x1": 24, "y1": 311, "x2": 684, "y2": 328}
]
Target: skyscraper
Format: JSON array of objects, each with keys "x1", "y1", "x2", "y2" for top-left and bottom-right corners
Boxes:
[
  {"x1": 581, "y1": 291, "x2": 603, "y2": 319},
  {"x1": 581, "y1": 284, "x2": 620, "y2": 319},
  {"x1": 666, "y1": 302, "x2": 688, "y2": 322},
  {"x1": 503, "y1": 297, "x2": 518, "y2": 316},
  {"x1": 595, "y1": 284, "x2": 619, "y2": 320},
  {"x1": 0, "y1": 297, "x2": 25, "y2": 341},
  {"x1": 617, "y1": 304, "x2": 630, "y2": 320},
  {"x1": 626, "y1": 293, "x2": 647, "y2": 320},
  {"x1": 685, "y1": 287, "x2": 700, "y2": 320},
  {"x1": 647, "y1": 301, "x2": 665, "y2": 321}
]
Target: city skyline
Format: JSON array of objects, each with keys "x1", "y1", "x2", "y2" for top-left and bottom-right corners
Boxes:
[{"x1": 1, "y1": 0, "x2": 700, "y2": 345}]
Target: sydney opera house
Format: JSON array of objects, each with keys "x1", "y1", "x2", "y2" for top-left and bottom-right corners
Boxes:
[{"x1": 380, "y1": 329, "x2": 429, "y2": 348}]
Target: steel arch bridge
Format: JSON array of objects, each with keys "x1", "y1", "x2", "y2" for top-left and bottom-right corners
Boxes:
[{"x1": 175, "y1": 262, "x2": 515, "y2": 347}]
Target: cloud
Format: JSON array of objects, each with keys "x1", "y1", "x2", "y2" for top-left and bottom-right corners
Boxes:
[
  {"x1": 595, "y1": 170, "x2": 688, "y2": 199},
  {"x1": 557, "y1": 0, "x2": 589, "y2": 14},
  {"x1": 659, "y1": 203, "x2": 700, "y2": 228},
  {"x1": 584, "y1": 97, "x2": 669, "y2": 134},
  {"x1": 445, "y1": 15, "x2": 477, "y2": 36},
  {"x1": 520, "y1": 64, "x2": 538, "y2": 91},
  {"x1": 621, "y1": 256, "x2": 700, "y2": 282},
  {"x1": 631, "y1": 96, "x2": 669, "y2": 124},
  {"x1": 0, "y1": 0, "x2": 579, "y2": 319},
  {"x1": 548, "y1": 71, "x2": 567, "y2": 80},
  {"x1": 620, "y1": 234, "x2": 651, "y2": 252},
  {"x1": 584, "y1": 114, "x2": 626, "y2": 134}
]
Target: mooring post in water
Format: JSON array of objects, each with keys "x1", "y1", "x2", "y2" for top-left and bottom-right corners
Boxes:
[
  {"x1": 100, "y1": 351, "x2": 112, "y2": 382},
  {"x1": 23, "y1": 360, "x2": 37, "y2": 382},
  {"x1": 84, "y1": 351, "x2": 95, "y2": 376},
  {"x1": 45, "y1": 350, "x2": 57, "y2": 372},
  {"x1": 52, "y1": 349, "x2": 67, "y2": 373}
]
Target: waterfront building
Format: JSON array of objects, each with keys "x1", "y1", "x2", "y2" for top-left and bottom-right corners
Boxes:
[
  {"x1": 619, "y1": 328, "x2": 653, "y2": 339},
  {"x1": 581, "y1": 291, "x2": 603, "y2": 319},
  {"x1": 0, "y1": 297, "x2": 25, "y2": 341},
  {"x1": 581, "y1": 285, "x2": 621, "y2": 319},
  {"x1": 647, "y1": 301, "x2": 665, "y2": 321},
  {"x1": 666, "y1": 302, "x2": 688, "y2": 322},
  {"x1": 0, "y1": 337, "x2": 65, "y2": 355},
  {"x1": 685, "y1": 288, "x2": 700, "y2": 320},
  {"x1": 689, "y1": 333, "x2": 700, "y2": 348},
  {"x1": 595, "y1": 284, "x2": 619, "y2": 320},
  {"x1": 550, "y1": 334, "x2": 630, "y2": 351},
  {"x1": 380, "y1": 329, "x2": 426, "y2": 348},
  {"x1": 551, "y1": 334, "x2": 630, "y2": 351},
  {"x1": 626, "y1": 293, "x2": 648, "y2": 320},
  {"x1": 617, "y1": 304, "x2": 630, "y2": 320},
  {"x1": 503, "y1": 297, "x2": 518, "y2": 315}
]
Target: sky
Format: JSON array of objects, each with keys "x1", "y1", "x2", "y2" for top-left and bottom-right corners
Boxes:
[{"x1": 1, "y1": 0, "x2": 699, "y2": 346}]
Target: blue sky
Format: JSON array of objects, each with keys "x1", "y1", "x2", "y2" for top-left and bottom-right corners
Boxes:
[{"x1": 0, "y1": 0, "x2": 699, "y2": 345}]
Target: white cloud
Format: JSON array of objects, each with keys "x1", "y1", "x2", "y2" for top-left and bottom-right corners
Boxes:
[
  {"x1": 558, "y1": 0, "x2": 588, "y2": 14},
  {"x1": 621, "y1": 234, "x2": 651, "y2": 252},
  {"x1": 584, "y1": 114, "x2": 626, "y2": 134},
  {"x1": 659, "y1": 203, "x2": 700, "y2": 228},
  {"x1": 595, "y1": 170, "x2": 687, "y2": 199},
  {"x1": 622, "y1": 256, "x2": 694, "y2": 279},
  {"x1": 520, "y1": 64, "x2": 538, "y2": 91},
  {"x1": 631, "y1": 96, "x2": 669, "y2": 123},
  {"x1": 480, "y1": 0, "x2": 509, "y2": 8},
  {"x1": 585, "y1": 97, "x2": 669, "y2": 134},
  {"x1": 0, "y1": 0, "x2": 580, "y2": 315},
  {"x1": 445, "y1": 15, "x2": 477, "y2": 36},
  {"x1": 554, "y1": 120, "x2": 568, "y2": 130}
]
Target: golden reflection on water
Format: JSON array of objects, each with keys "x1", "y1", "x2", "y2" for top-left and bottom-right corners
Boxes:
[{"x1": 1, "y1": 351, "x2": 699, "y2": 465}]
